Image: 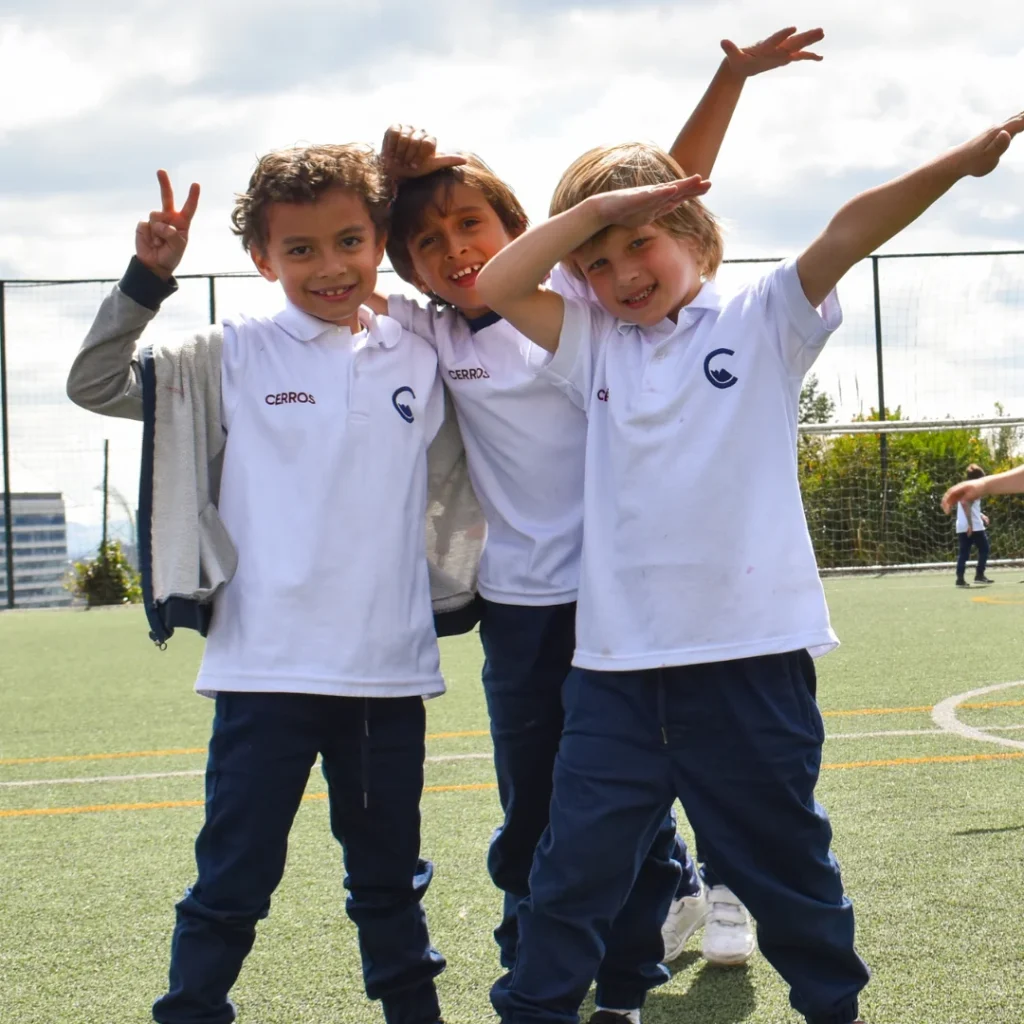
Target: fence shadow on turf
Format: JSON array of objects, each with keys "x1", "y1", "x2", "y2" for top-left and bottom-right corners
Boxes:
[{"x1": 644, "y1": 958, "x2": 756, "y2": 1024}]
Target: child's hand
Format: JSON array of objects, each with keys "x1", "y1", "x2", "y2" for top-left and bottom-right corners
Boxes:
[
  {"x1": 721, "y1": 26, "x2": 824, "y2": 77},
  {"x1": 942, "y1": 481, "x2": 986, "y2": 513},
  {"x1": 983, "y1": 513, "x2": 991, "y2": 526},
  {"x1": 952, "y1": 112, "x2": 1024, "y2": 178},
  {"x1": 591, "y1": 177, "x2": 711, "y2": 229},
  {"x1": 136, "y1": 170, "x2": 200, "y2": 281},
  {"x1": 380, "y1": 124, "x2": 467, "y2": 180}
]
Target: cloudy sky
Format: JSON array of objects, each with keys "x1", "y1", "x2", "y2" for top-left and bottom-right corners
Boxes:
[{"x1": 2, "y1": 0, "x2": 1024, "y2": 537}]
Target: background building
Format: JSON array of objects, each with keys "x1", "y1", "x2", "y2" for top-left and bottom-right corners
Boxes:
[{"x1": 0, "y1": 493, "x2": 73, "y2": 609}]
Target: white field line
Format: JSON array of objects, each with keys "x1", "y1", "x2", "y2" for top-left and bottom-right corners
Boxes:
[
  {"x1": 5, "y1": 724, "x2": 1024, "y2": 790},
  {"x1": 932, "y1": 681, "x2": 1024, "y2": 751},
  {"x1": 0, "y1": 752, "x2": 494, "y2": 789}
]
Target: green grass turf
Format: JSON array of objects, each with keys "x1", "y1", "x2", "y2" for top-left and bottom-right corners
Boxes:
[{"x1": 1, "y1": 571, "x2": 1022, "y2": 1024}]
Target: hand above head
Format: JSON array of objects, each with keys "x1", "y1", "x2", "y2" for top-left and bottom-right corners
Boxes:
[
  {"x1": 941, "y1": 481, "x2": 986, "y2": 513},
  {"x1": 380, "y1": 124, "x2": 467, "y2": 180},
  {"x1": 952, "y1": 111, "x2": 1024, "y2": 178},
  {"x1": 721, "y1": 26, "x2": 824, "y2": 77},
  {"x1": 135, "y1": 170, "x2": 200, "y2": 280},
  {"x1": 591, "y1": 176, "x2": 711, "y2": 229}
]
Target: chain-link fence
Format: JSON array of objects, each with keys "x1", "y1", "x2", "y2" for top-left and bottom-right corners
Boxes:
[{"x1": 3, "y1": 252, "x2": 1024, "y2": 606}]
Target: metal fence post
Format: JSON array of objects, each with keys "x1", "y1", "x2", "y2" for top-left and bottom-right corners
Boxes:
[
  {"x1": 872, "y1": 256, "x2": 889, "y2": 558},
  {"x1": 208, "y1": 275, "x2": 217, "y2": 325},
  {"x1": 0, "y1": 281, "x2": 14, "y2": 608}
]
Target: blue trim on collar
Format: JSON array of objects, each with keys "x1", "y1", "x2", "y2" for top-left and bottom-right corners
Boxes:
[{"x1": 465, "y1": 310, "x2": 503, "y2": 333}]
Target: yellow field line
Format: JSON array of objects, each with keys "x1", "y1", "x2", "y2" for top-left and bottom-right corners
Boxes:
[
  {"x1": 4, "y1": 750, "x2": 1024, "y2": 820},
  {"x1": 823, "y1": 751, "x2": 1024, "y2": 770},
  {"x1": 0, "y1": 783, "x2": 498, "y2": 819},
  {"x1": 0, "y1": 731, "x2": 491, "y2": 767},
  {"x1": 8, "y1": 703, "x2": 1024, "y2": 766}
]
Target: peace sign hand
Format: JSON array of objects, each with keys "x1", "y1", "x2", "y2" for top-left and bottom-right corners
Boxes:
[{"x1": 135, "y1": 170, "x2": 201, "y2": 280}]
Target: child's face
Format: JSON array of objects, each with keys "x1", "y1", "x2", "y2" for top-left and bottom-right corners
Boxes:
[
  {"x1": 574, "y1": 223, "x2": 703, "y2": 327},
  {"x1": 251, "y1": 187, "x2": 386, "y2": 331},
  {"x1": 407, "y1": 183, "x2": 517, "y2": 318}
]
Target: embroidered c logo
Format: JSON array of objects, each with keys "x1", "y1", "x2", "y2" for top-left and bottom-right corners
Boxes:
[
  {"x1": 392, "y1": 386, "x2": 415, "y2": 423},
  {"x1": 703, "y1": 348, "x2": 738, "y2": 389}
]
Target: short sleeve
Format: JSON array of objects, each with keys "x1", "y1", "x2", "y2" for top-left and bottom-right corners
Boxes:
[
  {"x1": 388, "y1": 294, "x2": 443, "y2": 347},
  {"x1": 537, "y1": 296, "x2": 614, "y2": 412},
  {"x1": 756, "y1": 257, "x2": 842, "y2": 378}
]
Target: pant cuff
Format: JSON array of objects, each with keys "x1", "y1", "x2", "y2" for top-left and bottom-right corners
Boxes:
[{"x1": 805, "y1": 996, "x2": 860, "y2": 1024}]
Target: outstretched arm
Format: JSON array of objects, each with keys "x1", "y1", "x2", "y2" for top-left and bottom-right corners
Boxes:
[
  {"x1": 798, "y1": 112, "x2": 1024, "y2": 308},
  {"x1": 475, "y1": 177, "x2": 710, "y2": 352},
  {"x1": 669, "y1": 26, "x2": 824, "y2": 179},
  {"x1": 943, "y1": 464, "x2": 1024, "y2": 512}
]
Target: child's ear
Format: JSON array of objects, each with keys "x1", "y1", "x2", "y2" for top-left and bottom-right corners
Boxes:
[
  {"x1": 250, "y1": 247, "x2": 277, "y2": 283},
  {"x1": 412, "y1": 273, "x2": 431, "y2": 296}
]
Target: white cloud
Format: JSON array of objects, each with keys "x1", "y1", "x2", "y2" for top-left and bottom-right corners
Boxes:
[{"x1": 3, "y1": 0, "x2": 1024, "y2": 525}]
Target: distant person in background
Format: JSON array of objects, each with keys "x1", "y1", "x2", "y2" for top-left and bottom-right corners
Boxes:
[{"x1": 951, "y1": 464, "x2": 992, "y2": 587}]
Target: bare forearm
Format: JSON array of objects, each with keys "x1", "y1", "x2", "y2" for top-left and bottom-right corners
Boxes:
[
  {"x1": 668, "y1": 61, "x2": 745, "y2": 178},
  {"x1": 981, "y1": 464, "x2": 1024, "y2": 496},
  {"x1": 827, "y1": 150, "x2": 964, "y2": 261},
  {"x1": 799, "y1": 147, "x2": 969, "y2": 308}
]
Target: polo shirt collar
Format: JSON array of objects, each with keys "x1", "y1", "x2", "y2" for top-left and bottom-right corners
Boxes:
[
  {"x1": 273, "y1": 301, "x2": 401, "y2": 349},
  {"x1": 615, "y1": 279, "x2": 724, "y2": 337}
]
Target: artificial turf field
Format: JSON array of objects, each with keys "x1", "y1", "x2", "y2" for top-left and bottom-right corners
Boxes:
[{"x1": 2, "y1": 573, "x2": 1023, "y2": 1024}]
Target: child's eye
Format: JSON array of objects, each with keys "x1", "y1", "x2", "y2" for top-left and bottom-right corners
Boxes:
[
  {"x1": 461, "y1": 218, "x2": 480, "y2": 229},
  {"x1": 288, "y1": 245, "x2": 312, "y2": 257},
  {"x1": 629, "y1": 237, "x2": 647, "y2": 250},
  {"x1": 587, "y1": 258, "x2": 608, "y2": 273},
  {"x1": 417, "y1": 236, "x2": 437, "y2": 251},
  {"x1": 340, "y1": 236, "x2": 363, "y2": 249}
]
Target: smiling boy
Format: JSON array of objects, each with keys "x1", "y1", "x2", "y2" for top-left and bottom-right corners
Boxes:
[{"x1": 67, "y1": 145, "x2": 463, "y2": 1024}]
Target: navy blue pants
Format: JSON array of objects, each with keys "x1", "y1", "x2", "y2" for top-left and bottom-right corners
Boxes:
[
  {"x1": 492, "y1": 652, "x2": 870, "y2": 1024},
  {"x1": 152, "y1": 692, "x2": 444, "y2": 1024},
  {"x1": 956, "y1": 530, "x2": 989, "y2": 579},
  {"x1": 479, "y1": 599, "x2": 699, "y2": 1007}
]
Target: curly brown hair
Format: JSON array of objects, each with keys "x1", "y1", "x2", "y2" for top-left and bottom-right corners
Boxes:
[
  {"x1": 231, "y1": 143, "x2": 390, "y2": 253},
  {"x1": 386, "y1": 154, "x2": 527, "y2": 286}
]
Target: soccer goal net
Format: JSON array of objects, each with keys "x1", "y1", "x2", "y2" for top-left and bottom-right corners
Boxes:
[{"x1": 797, "y1": 416, "x2": 1024, "y2": 573}]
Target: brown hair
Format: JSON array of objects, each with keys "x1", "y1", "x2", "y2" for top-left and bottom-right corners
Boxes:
[
  {"x1": 386, "y1": 154, "x2": 528, "y2": 286},
  {"x1": 231, "y1": 143, "x2": 390, "y2": 253},
  {"x1": 966, "y1": 463, "x2": 986, "y2": 479},
  {"x1": 549, "y1": 142, "x2": 723, "y2": 279}
]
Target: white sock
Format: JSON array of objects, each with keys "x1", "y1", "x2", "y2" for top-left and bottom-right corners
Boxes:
[{"x1": 594, "y1": 1009, "x2": 641, "y2": 1024}]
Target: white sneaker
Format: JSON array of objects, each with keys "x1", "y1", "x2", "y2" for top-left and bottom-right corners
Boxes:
[
  {"x1": 660, "y1": 884, "x2": 708, "y2": 961},
  {"x1": 702, "y1": 886, "x2": 756, "y2": 966}
]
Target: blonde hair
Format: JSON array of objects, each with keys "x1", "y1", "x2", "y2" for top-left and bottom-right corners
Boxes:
[{"x1": 550, "y1": 142, "x2": 723, "y2": 279}]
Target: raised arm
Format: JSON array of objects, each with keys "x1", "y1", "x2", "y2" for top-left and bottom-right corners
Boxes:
[
  {"x1": 67, "y1": 170, "x2": 199, "y2": 417},
  {"x1": 798, "y1": 112, "x2": 1024, "y2": 308},
  {"x1": 943, "y1": 464, "x2": 1024, "y2": 512},
  {"x1": 669, "y1": 26, "x2": 824, "y2": 179},
  {"x1": 475, "y1": 177, "x2": 709, "y2": 351}
]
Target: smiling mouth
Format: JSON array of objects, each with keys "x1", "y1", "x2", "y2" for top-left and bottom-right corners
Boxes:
[
  {"x1": 311, "y1": 285, "x2": 356, "y2": 301},
  {"x1": 448, "y1": 263, "x2": 483, "y2": 286},
  {"x1": 623, "y1": 284, "x2": 656, "y2": 307}
]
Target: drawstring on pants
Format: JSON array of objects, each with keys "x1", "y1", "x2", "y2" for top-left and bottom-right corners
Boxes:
[
  {"x1": 656, "y1": 672, "x2": 669, "y2": 745},
  {"x1": 361, "y1": 698, "x2": 371, "y2": 809}
]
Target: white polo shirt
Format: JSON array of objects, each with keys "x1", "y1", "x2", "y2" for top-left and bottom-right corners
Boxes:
[
  {"x1": 956, "y1": 499, "x2": 985, "y2": 533},
  {"x1": 544, "y1": 257, "x2": 841, "y2": 671},
  {"x1": 195, "y1": 302, "x2": 445, "y2": 699},
  {"x1": 388, "y1": 295, "x2": 585, "y2": 606}
]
